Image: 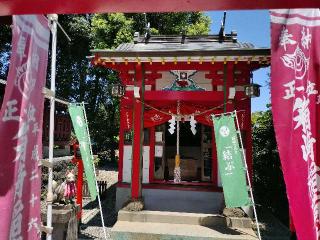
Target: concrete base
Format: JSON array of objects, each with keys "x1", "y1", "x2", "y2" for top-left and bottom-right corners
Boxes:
[
  {"x1": 112, "y1": 221, "x2": 258, "y2": 240},
  {"x1": 41, "y1": 204, "x2": 79, "y2": 240},
  {"x1": 112, "y1": 210, "x2": 257, "y2": 240},
  {"x1": 118, "y1": 210, "x2": 253, "y2": 229},
  {"x1": 116, "y1": 186, "x2": 224, "y2": 214}
]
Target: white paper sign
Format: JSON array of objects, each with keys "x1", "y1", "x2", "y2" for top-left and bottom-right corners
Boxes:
[
  {"x1": 228, "y1": 87, "x2": 236, "y2": 99},
  {"x1": 123, "y1": 146, "x2": 132, "y2": 183},
  {"x1": 142, "y1": 146, "x2": 150, "y2": 183},
  {"x1": 133, "y1": 86, "x2": 140, "y2": 98},
  {"x1": 155, "y1": 132, "x2": 163, "y2": 142},
  {"x1": 155, "y1": 145, "x2": 163, "y2": 157}
]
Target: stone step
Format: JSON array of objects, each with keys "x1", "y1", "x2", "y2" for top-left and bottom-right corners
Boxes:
[
  {"x1": 111, "y1": 221, "x2": 258, "y2": 240},
  {"x1": 118, "y1": 210, "x2": 253, "y2": 229}
]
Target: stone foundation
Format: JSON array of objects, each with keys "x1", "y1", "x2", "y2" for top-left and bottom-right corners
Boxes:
[
  {"x1": 41, "y1": 204, "x2": 79, "y2": 240},
  {"x1": 116, "y1": 186, "x2": 224, "y2": 214}
]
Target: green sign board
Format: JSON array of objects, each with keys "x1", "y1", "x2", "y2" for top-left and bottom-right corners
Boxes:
[
  {"x1": 212, "y1": 114, "x2": 251, "y2": 208},
  {"x1": 69, "y1": 104, "x2": 97, "y2": 201}
]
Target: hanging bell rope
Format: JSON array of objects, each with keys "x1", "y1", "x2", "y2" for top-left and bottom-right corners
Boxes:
[{"x1": 174, "y1": 100, "x2": 181, "y2": 183}]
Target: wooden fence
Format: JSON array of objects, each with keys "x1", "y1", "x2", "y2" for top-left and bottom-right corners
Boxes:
[{"x1": 82, "y1": 180, "x2": 108, "y2": 198}]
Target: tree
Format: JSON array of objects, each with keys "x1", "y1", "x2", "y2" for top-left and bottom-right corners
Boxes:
[
  {"x1": 0, "y1": 13, "x2": 211, "y2": 162},
  {"x1": 91, "y1": 13, "x2": 134, "y2": 49},
  {"x1": 83, "y1": 12, "x2": 211, "y2": 162},
  {"x1": 0, "y1": 23, "x2": 11, "y2": 79},
  {"x1": 126, "y1": 12, "x2": 211, "y2": 35},
  {"x1": 252, "y1": 107, "x2": 289, "y2": 225}
]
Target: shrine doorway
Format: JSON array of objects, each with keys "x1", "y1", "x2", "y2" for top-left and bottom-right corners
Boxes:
[{"x1": 153, "y1": 122, "x2": 214, "y2": 185}]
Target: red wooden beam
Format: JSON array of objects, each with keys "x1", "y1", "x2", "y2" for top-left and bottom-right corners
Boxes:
[
  {"x1": 131, "y1": 63, "x2": 144, "y2": 199},
  {"x1": 124, "y1": 91, "x2": 247, "y2": 103},
  {"x1": 144, "y1": 62, "x2": 225, "y2": 72},
  {"x1": 118, "y1": 71, "x2": 161, "y2": 86},
  {"x1": 145, "y1": 72, "x2": 162, "y2": 88},
  {"x1": 119, "y1": 72, "x2": 134, "y2": 85},
  {"x1": 76, "y1": 159, "x2": 84, "y2": 220},
  {"x1": 146, "y1": 91, "x2": 225, "y2": 102},
  {"x1": 1, "y1": 1, "x2": 320, "y2": 17},
  {"x1": 96, "y1": 61, "x2": 266, "y2": 75},
  {"x1": 72, "y1": 143, "x2": 84, "y2": 221}
]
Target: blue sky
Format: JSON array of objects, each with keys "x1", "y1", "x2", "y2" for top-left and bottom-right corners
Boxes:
[{"x1": 206, "y1": 10, "x2": 270, "y2": 112}]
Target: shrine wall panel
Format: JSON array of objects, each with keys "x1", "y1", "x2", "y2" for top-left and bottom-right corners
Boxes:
[
  {"x1": 123, "y1": 145, "x2": 132, "y2": 183},
  {"x1": 142, "y1": 146, "x2": 150, "y2": 184},
  {"x1": 122, "y1": 145, "x2": 150, "y2": 183}
]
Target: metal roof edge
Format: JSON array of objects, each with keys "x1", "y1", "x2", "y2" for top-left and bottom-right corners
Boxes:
[{"x1": 90, "y1": 48, "x2": 271, "y2": 58}]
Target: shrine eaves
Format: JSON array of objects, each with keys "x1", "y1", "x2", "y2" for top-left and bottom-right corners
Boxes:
[{"x1": 90, "y1": 32, "x2": 270, "y2": 69}]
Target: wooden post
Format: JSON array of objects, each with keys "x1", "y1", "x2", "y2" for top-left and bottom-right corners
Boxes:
[
  {"x1": 131, "y1": 63, "x2": 144, "y2": 199},
  {"x1": 76, "y1": 160, "x2": 84, "y2": 220},
  {"x1": 72, "y1": 143, "x2": 83, "y2": 221}
]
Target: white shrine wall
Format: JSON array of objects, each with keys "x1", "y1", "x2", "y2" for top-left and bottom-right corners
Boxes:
[{"x1": 122, "y1": 145, "x2": 150, "y2": 184}]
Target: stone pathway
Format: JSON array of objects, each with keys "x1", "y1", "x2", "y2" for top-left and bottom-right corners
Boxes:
[
  {"x1": 77, "y1": 166, "x2": 289, "y2": 240},
  {"x1": 79, "y1": 167, "x2": 118, "y2": 240}
]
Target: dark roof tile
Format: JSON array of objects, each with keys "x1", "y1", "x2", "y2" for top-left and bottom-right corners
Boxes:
[{"x1": 91, "y1": 34, "x2": 270, "y2": 58}]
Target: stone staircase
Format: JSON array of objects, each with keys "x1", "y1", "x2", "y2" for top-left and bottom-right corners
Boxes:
[{"x1": 111, "y1": 210, "x2": 258, "y2": 240}]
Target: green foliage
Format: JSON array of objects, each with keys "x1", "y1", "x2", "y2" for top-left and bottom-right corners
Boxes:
[
  {"x1": 127, "y1": 12, "x2": 211, "y2": 35},
  {"x1": 186, "y1": 14, "x2": 211, "y2": 35},
  {"x1": 252, "y1": 109, "x2": 288, "y2": 225},
  {"x1": 91, "y1": 13, "x2": 134, "y2": 49},
  {"x1": 0, "y1": 12, "x2": 211, "y2": 163},
  {"x1": 53, "y1": 15, "x2": 92, "y2": 101},
  {"x1": 93, "y1": 156, "x2": 101, "y2": 166},
  {"x1": 0, "y1": 24, "x2": 11, "y2": 79}
]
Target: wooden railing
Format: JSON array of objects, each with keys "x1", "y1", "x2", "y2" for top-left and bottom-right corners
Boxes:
[{"x1": 82, "y1": 180, "x2": 108, "y2": 198}]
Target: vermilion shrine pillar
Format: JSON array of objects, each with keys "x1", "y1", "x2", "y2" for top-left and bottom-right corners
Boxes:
[
  {"x1": 71, "y1": 143, "x2": 83, "y2": 221},
  {"x1": 131, "y1": 63, "x2": 144, "y2": 199}
]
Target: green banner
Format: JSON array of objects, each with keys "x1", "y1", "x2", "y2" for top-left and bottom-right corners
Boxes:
[
  {"x1": 213, "y1": 114, "x2": 250, "y2": 208},
  {"x1": 69, "y1": 104, "x2": 97, "y2": 201}
]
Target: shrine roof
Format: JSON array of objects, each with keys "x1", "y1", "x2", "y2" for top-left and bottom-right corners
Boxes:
[{"x1": 91, "y1": 33, "x2": 270, "y2": 60}]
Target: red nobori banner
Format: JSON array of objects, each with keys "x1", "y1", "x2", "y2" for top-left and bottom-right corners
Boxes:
[
  {"x1": 0, "y1": 15, "x2": 49, "y2": 239},
  {"x1": 271, "y1": 9, "x2": 320, "y2": 240}
]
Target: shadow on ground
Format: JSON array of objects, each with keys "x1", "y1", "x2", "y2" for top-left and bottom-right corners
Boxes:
[
  {"x1": 254, "y1": 207, "x2": 291, "y2": 240},
  {"x1": 79, "y1": 183, "x2": 118, "y2": 239}
]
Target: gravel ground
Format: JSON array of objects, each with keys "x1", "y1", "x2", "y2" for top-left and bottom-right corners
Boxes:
[
  {"x1": 96, "y1": 167, "x2": 118, "y2": 185},
  {"x1": 43, "y1": 166, "x2": 289, "y2": 240},
  {"x1": 79, "y1": 166, "x2": 118, "y2": 240},
  {"x1": 41, "y1": 164, "x2": 118, "y2": 240}
]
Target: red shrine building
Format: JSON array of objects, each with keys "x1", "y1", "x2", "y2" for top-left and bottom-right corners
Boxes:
[{"x1": 91, "y1": 32, "x2": 270, "y2": 213}]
